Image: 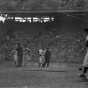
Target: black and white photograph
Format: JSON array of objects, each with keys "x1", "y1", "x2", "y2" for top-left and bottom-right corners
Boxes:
[{"x1": 0, "y1": 0, "x2": 88, "y2": 88}]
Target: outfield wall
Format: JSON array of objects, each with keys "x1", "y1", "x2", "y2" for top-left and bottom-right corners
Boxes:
[{"x1": 0, "y1": 13, "x2": 87, "y2": 64}]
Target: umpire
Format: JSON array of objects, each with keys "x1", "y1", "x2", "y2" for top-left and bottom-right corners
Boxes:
[
  {"x1": 16, "y1": 43, "x2": 23, "y2": 67},
  {"x1": 44, "y1": 48, "x2": 51, "y2": 67}
]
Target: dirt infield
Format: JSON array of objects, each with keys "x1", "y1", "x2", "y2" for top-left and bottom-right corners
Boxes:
[{"x1": 0, "y1": 62, "x2": 88, "y2": 88}]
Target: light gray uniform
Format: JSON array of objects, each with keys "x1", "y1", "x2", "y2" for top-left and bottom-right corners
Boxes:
[{"x1": 39, "y1": 49, "x2": 46, "y2": 65}]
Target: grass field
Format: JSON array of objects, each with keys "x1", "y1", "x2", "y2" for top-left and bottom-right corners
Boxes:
[{"x1": 0, "y1": 61, "x2": 88, "y2": 88}]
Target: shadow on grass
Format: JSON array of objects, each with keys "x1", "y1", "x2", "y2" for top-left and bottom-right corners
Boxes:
[
  {"x1": 76, "y1": 77, "x2": 88, "y2": 83},
  {"x1": 23, "y1": 69, "x2": 67, "y2": 72}
]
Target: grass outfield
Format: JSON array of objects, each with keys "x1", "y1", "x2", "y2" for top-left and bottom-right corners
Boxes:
[{"x1": 0, "y1": 61, "x2": 87, "y2": 88}]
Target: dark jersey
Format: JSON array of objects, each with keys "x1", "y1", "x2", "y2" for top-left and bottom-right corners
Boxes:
[
  {"x1": 16, "y1": 47, "x2": 23, "y2": 56},
  {"x1": 45, "y1": 50, "x2": 51, "y2": 61},
  {"x1": 85, "y1": 36, "x2": 88, "y2": 47},
  {"x1": 86, "y1": 41, "x2": 88, "y2": 47}
]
